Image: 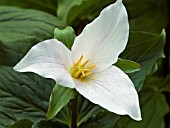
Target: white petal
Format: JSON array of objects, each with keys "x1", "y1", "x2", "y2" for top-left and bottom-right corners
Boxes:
[
  {"x1": 71, "y1": 0, "x2": 129, "y2": 72},
  {"x1": 14, "y1": 39, "x2": 75, "y2": 88},
  {"x1": 74, "y1": 66, "x2": 141, "y2": 121}
]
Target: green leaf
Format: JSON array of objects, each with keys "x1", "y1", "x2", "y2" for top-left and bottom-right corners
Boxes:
[
  {"x1": 0, "y1": 0, "x2": 58, "y2": 15},
  {"x1": 113, "y1": 123, "x2": 121, "y2": 128},
  {"x1": 57, "y1": 0, "x2": 168, "y2": 33},
  {"x1": 0, "y1": 37, "x2": 41, "y2": 66},
  {"x1": 54, "y1": 26, "x2": 76, "y2": 49},
  {"x1": 0, "y1": 66, "x2": 54, "y2": 127},
  {"x1": 47, "y1": 84, "x2": 77, "y2": 119},
  {"x1": 0, "y1": 6, "x2": 64, "y2": 66},
  {"x1": 0, "y1": 66, "x2": 76, "y2": 127},
  {"x1": 0, "y1": 6, "x2": 64, "y2": 43},
  {"x1": 0, "y1": 7, "x2": 76, "y2": 126},
  {"x1": 9, "y1": 119, "x2": 33, "y2": 128},
  {"x1": 57, "y1": 0, "x2": 113, "y2": 25},
  {"x1": 114, "y1": 59, "x2": 141, "y2": 73},
  {"x1": 159, "y1": 74, "x2": 170, "y2": 93},
  {"x1": 32, "y1": 120, "x2": 69, "y2": 128},
  {"x1": 55, "y1": 104, "x2": 72, "y2": 126},
  {"x1": 77, "y1": 95, "x2": 102, "y2": 126},
  {"x1": 118, "y1": 76, "x2": 169, "y2": 128},
  {"x1": 142, "y1": 73, "x2": 170, "y2": 93},
  {"x1": 75, "y1": 0, "x2": 113, "y2": 21},
  {"x1": 80, "y1": 111, "x2": 120, "y2": 128},
  {"x1": 57, "y1": 0, "x2": 91, "y2": 25},
  {"x1": 121, "y1": 30, "x2": 166, "y2": 90},
  {"x1": 124, "y1": 0, "x2": 168, "y2": 33}
]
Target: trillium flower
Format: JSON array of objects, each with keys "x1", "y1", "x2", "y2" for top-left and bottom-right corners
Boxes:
[{"x1": 14, "y1": 0, "x2": 141, "y2": 121}]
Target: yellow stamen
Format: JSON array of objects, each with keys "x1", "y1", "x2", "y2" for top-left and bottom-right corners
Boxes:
[
  {"x1": 81, "y1": 59, "x2": 89, "y2": 68},
  {"x1": 71, "y1": 63, "x2": 77, "y2": 74},
  {"x1": 81, "y1": 69, "x2": 90, "y2": 71},
  {"x1": 80, "y1": 72, "x2": 92, "y2": 79},
  {"x1": 82, "y1": 71, "x2": 85, "y2": 76},
  {"x1": 76, "y1": 55, "x2": 83, "y2": 65},
  {"x1": 70, "y1": 55, "x2": 96, "y2": 79},
  {"x1": 88, "y1": 64, "x2": 96, "y2": 69},
  {"x1": 74, "y1": 69, "x2": 82, "y2": 78}
]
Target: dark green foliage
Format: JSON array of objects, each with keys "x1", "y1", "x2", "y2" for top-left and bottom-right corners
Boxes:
[{"x1": 9, "y1": 119, "x2": 33, "y2": 128}]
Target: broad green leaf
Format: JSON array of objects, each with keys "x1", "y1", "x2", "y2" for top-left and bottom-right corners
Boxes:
[
  {"x1": 47, "y1": 84, "x2": 77, "y2": 119},
  {"x1": 28, "y1": 0, "x2": 167, "y2": 33},
  {"x1": 0, "y1": 6, "x2": 64, "y2": 66},
  {"x1": 0, "y1": 6, "x2": 64, "y2": 42},
  {"x1": 57, "y1": 0, "x2": 91, "y2": 25},
  {"x1": 75, "y1": 0, "x2": 113, "y2": 21},
  {"x1": 57, "y1": 0, "x2": 113, "y2": 25},
  {"x1": 32, "y1": 120, "x2": 69, "y2": 128},
  {"x1": 0, "y1": 65, "x2": 76, "y2": 127},
  {"x1": 77, "y1": 95, "x2": 102, "y2": 126},
  {"x1": 54, "y1": 26, "x2": 76, "y2": 49},
  {"x1": 55, "y1": 104, "x2": 72, "y2": 126},
  {"x1": 0, "y1": 66, "x2": 54, "y2": 127},
  {"x1": 0, "y1": 7, "x2": 76, "y2": 126},
  {"x1": 57, "y1": 0, "x2": 168, "y2": 33},
  {"x1": 113, "y1": 123, "x2": 121, "y2": 128},
  {"x1": 124, "y1": 0, "x2": 168, "y2": 33},
  {"x1": 0, "y1": 37, "x2": 41, "y2": 66},
  {"x1": 118, "y1": 76, "x2": 169, "y2": 128},
  {"x1": 9, "y1": 119, "x2": 33, "y2": 128},
  {"x1": 142, "y1": 73, "x2": 170, "y2": 93},
  {"x1": 121, "y1": 30, "x2": 166, "y2": 90},
  {"x1": 159, "y1": 74, "x2": 170, "y2": 93},
  {"x1": 80, "y1": 111, "x2": 120, "y2": 128},
  {"x1": 0, "y1": 0, "x2": 57, "y2": 15},
  {"x1": 114, "y1": 59, "x2": 141, "y2": 73}
]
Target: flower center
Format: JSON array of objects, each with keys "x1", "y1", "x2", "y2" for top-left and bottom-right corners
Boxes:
[{"x1": 70, "y1": 55, "x2": 96, "y2": 79}]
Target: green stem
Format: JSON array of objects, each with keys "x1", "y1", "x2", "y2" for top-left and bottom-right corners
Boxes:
[{"x1": 71, "y1": 96, "x2": 78, "y2": 128}]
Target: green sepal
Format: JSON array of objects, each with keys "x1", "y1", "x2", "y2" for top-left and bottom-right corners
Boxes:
[
  {"x1": 47, "y1": 84, "x2": 77, "y2": 119},
  {"x1": 114, "y1": 58, "x2": 141, "y2": 73},
  {"x1": 54, "y1": 26, "x2": 76, "y2": 50}
]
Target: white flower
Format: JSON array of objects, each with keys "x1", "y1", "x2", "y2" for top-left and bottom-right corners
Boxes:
[{"x1": 14, "y1": 0, "x2": 141, "y2": 121}]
